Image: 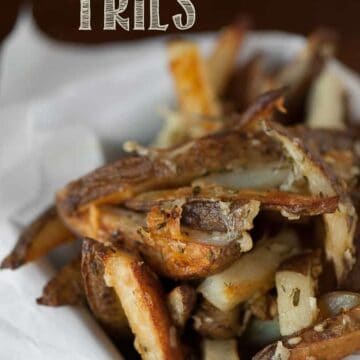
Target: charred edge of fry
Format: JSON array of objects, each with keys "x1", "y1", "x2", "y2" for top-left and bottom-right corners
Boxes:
[
  {"x1": 81, "y1": 238, "x2": 129, "y2": 339},
  {"x1": 37, "y1": 256, "x2": 84, "y2": 306},
  {"x1": 1, "y1": 206, "x2": 74, "y2": 270}
]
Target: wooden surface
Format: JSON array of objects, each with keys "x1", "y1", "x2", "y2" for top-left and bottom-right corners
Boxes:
[{"x1": 1, "y1": 1, "x2": 360, "y2": 73}]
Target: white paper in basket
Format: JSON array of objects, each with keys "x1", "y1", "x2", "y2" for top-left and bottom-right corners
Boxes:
[{"x1": 1, "y1": 14, "x2": 360, "y2": 360}]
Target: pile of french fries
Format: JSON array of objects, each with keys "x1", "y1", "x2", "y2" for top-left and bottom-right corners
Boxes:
[{"x1": 4, "y1": 19, "x2": 360, "y2": 359}]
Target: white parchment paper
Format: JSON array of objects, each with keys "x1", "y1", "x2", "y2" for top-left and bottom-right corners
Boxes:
[{"x1": 0, "y1": 12, "x2": 360, "y2": 360}]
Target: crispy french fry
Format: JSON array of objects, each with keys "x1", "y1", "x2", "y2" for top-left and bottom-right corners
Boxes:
[
  {"x1": 253, "y1": 305, "x2": 360, "y2": 360},
  {"x1": 306, "y1": 68, "x2": 347, "y2": 129},
  {"x1": 168, "y1": 40, "x2": 220, "y2": 117},
  {"x1": 198, "y1": 229, "x2": 301, "y2": 311},
  {"x1": 167, "y1": 285, "x2": 197, "y2": 328},
  {"x1": 207, "y1": 19, "x2": 249, "y2": 96},
  {"x1": 103, "y1": 244, "x2": 184, "y2": 359},
  {"x1": 1, "y1": 206, "x2": 74, "y2": 269},
  {"x1": 264, "y1": 120, "x2": 357, "y2": 283},
  {"x1": 37, "y1": 256, "x2": 84, "y2": 306},
  {"x1": 202, "y1": 339, "x2": 240, "y2": 360},
  {"x1": 81, "y1": 239, "x2": 129, "y2": 339}
]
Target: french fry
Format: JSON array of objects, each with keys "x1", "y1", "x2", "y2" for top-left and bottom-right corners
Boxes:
[
  {"x1": 306, "y1": 68, "x2": 347, "y2": 129},
  {"x1": 1, "y1": 206, "x2": 74, "y2": 269},
  {"x1": 168, "y1": 40, "x2": 220, "y2": 116},
  {"x1": 264, "y1": 120, "x2": 357, "y2": 283},
  {"x1": 276, "y1": 252, "x2": 322, "y2": 336},
  {"x1": 81, "y1": 239, "x2": 129, "y2": 339},
  {"x1": 253, "y1": 305, "x2": 360, "y2": 360},
  {"x1": 103, "y1": 244, "x2": 184, "y2": 359},
  {"x1": 193, "y1": 299, "x2": 240, "y2": 339},
  {"x1": 202, "y1": 339, "x2": 240, "y2": 360},
  {"x1": 207, "y1": 19, "x2": 249, "y2": 96},
  {"x1": 37, "y1": 256, "x2": 84, "y2": 306},
  {"x1": 167, "y1": 285, "x2": 197, "y2": 328},
  {"x1": 198, "y1": 229, "x2": 301, "y2": 311}
]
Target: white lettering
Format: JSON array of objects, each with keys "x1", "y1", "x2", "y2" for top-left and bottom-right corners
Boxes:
[
  {"x1": 104, "y1": 0, "x2": 130, "y2": 31},
  {"x1": 149, "y1": 0, "x2": 168, "y2": 31},
  {"x1": 79, "y1": 0, "x2": 92, "y2": 30}
]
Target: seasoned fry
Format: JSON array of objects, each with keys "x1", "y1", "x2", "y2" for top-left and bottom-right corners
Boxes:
[
  {"x1": 37, "y1": 256, "x2": 84, "y2": 306},
  {"x1": 253, "y1": 305, "x2": 360, "y2": 360},
  {"x1": 276, "y1": 252, "x2": 322, "y2": 336},
  {"x1": 125, "y1": 185, "x2": 339, "y2": 221},
  {"x1": 57, "y1": 129, "x2": 281, "y2": 218},
  {"x1": 198, "y1": 229, "x2": 301, "y2": 311},
  {"x1": 306, "y1": 68, "x2": 347, "y2": 129},
  {"x1": 168, "y1": 40, "x2": 220, "y2": 117},
  {"x1": 193, "y1": 299, "x2": 240, "y2": 339},
  {"x1": 202, "y1": 339, "x2": 240, "y2": 360},
  {"x1": 264, "y1": 120, "x2": 357, "y2": 283},
  {"x1": 1, "y1": 206, "x2": 74, "y2": 269},
  {"x1": 138, "y1": 200, "x2": 259, "y2": 279},
  {"x1": 208, "y1": 19, "x2": 249, "y2": 96},
  {"x1": 103, "y1": 244, "x2": 184, "y2": 359},
  {"x1": 167, "y1": 285, "x2": 197, "y2": 328},
  {"x1": 81, "y1": 239, "x2": 129, "y2": 339}
]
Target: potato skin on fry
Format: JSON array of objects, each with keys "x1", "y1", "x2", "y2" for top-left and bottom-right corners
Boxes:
[
  {"x1": 1, "y1": 206, "x2": 73, "y2": 269},
  {"x1": 254, "y1": 305, "x2": 360, "y2": 360},
  {"x1": 56, "y1": 129, "x2": 281, "y2": 217},
  {"x1": 102, "y1": 244, "x2": 184, "y2": 360},
  {"x1": 37, "y1": 256, "x2": 84, "y2": 307},
  {"x1": 81, "y1": 239, "x2": 129, "y2": 339}
]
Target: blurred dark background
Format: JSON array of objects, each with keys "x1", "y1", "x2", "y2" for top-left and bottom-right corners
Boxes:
[{"x1": 1, "y1": 0, "x2": 360, "y2": 72}]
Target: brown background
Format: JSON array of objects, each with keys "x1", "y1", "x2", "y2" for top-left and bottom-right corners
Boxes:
[{"x1": 1, "y1": 1, "x2": 360, "y2": 72}]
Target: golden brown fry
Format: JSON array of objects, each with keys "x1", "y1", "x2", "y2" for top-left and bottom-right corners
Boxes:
[
  {"x1": 125, "y1": 185, "x2": 339, "y2": 220},
  {"x1": 56, "y1": 114, "x2": 282, "y2": 218},
  {"x1": 1, "y1": 206, "x2": 74, "y2": 269},
  {"x1": 37, "y1": 256, "x2": 84, "y2": 306},
  {"x1": 81, "y1": 239, "x2": 129, "y2": 339},
  {"x1": 168, "y1": 40, "x2": 220, "y2": 116},
  {"x1": 103, "y1": 244, "x2": 184, "y2": 359},
  {"x1": 253, "y1": 305, "x2": 360, "y2": 360},
  {"x1": 193, "y1": 299, "x2": 240, "y2": 339},
  {"x1": 138, "y1": 200, "x2": 259, "y2": 279},
  {"x1": 264, "y1": 120, "x2": 357, "y2": 283},
  {"x1": 167, "y1": 285, "x2": 197, "y2": 328},
  {"x1": 207, "y1": 18, "x2": 249, "y2": 96}
]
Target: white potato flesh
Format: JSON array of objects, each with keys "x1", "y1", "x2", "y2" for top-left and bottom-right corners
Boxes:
[
  {"x1": 276, "y1": 271, "x2": 318, "y2": 336},
  {"x1": 198, "y1": 229, "x2": 301, "y2": 311},
  {"x1": 306, "y1": 69, "x2": 346, "y2": 130},
  {"x1": 202, "y1": 339, "x2": 240, "y2": 360}
]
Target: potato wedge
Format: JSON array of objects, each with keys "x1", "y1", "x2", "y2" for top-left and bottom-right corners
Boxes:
[
  {"x1": 1, "y1": 206, "x2": 74, "y2": 269},
  {"x1": 103, "y1": 244, "x2": 184, "y2": 359},
  {"x1": 193, "y1": 299, "x2": 240, "y2": 339},
  {"x1": 207, "y1": 18, "x2": 249, "y2": 96},
  {"x1": 37, "y1": 256, "x2": 84, "y2": 306},
  {"x1": 306, "y1": 68, "x2": 347, "y2": 129},
  {"x1": 198, "y1": 229, "x2": 301, "y2": 311},
  {"x1": 168, "y1": 40, "x2": 220, "y2": 117},
  {"x1": 276, "y1": 252, "x2": 322, "y2": 336},
  {"x1": 253, "y1": 305, "x2": 360, "y2": 360},
  {"x1": 264, "y1": 120, "x2": 357, "y2": 283},
  {"x1": 81, "y1": 239, "x2": 129, "y2": 339},
  {"x1": 167, "y1": 285, "x2": 197, "y2": 328},
  {"x1": 202, "y1": 339, "x2": 240, "y2": 360}
]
